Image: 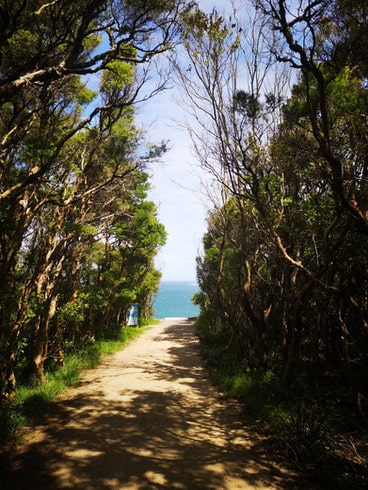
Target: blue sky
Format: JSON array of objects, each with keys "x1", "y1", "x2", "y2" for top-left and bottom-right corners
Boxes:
[
  {"x1": 138, "y1": 1, "x2": 231, "y2": 282},
  {"x1": 141, "y1": 91, "x2": 208, "y2": 282},
  {"x1": 136, "y1": 0, "x2": 294, "y2": 282}
]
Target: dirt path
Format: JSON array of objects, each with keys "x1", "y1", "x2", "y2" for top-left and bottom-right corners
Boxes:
[{"x1": 2, "y1": 319, "x2": 301, "y2": 489}]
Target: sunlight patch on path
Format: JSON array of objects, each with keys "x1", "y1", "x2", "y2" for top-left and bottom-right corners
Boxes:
[{"x1": 3, "y1": 319, "x2": 299, "y2": 490}]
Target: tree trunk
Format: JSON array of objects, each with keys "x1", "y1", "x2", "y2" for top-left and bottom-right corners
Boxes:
[
  {"x1": 31, "y1": 294, "x2": 59, "y2": 381},
  {"x1": 337, "y1": 299, "x2": 364, "y2": 417},
  {"x1": 282, "y1": 299, "x2": 302, "y2": 391},
  {"x1": 0, "y1": 280, "x2": 33, "y2": 397},
  {"x1": 0, "y1": 324, "x2": 19, "y2": 399}
]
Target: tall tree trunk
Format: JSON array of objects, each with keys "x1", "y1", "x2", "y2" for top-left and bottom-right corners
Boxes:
[
  {"x1": 282, "y1": 306, "x2": 301, "y2": 391},
  {"x1": 337, "y1": 299, "x2": 364, "y2": 417},
  {"x1": 30, "y1": 250, "x2": 64, "y2": 382},
  {"x1": 0, "y1": 278, "x2": 33, "y2": 397},
  {"x1": 31, "y1": 294, "x2": 59, "y2": 382},
  {"x1": 0, "y1": 324, "x2": 19, "y2": 399}
]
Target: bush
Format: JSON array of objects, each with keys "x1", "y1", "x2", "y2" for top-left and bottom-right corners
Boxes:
[
  {"x1": 275, "y1": 403, "x2": 330, "y2": 466},
  {"x1": 196, "y1": 317, "x2": 368, "y2": 486}
]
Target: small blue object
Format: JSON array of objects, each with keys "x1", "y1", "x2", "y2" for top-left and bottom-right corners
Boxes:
[{"x1": 127, "y1": 303, "x2": 138, "y2": 325}]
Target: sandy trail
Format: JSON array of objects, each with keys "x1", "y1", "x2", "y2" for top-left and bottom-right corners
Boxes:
[{"x1": 1, "y1": 319, "x2": 299, "y2": 489}]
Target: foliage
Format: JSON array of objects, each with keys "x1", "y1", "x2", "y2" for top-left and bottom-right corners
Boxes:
[
  {"x1": 181, "y1": 0, "x2": 368, "y2": 416},
  {"x1": 197, "y1": 319, "x2": 368, "y2": 486},
  {"x1": 0, "y1": 0, "x2": 190, "y2": 398},
  {"x1": 177, "y1": 0, "x2": 368, "y2": 481}
]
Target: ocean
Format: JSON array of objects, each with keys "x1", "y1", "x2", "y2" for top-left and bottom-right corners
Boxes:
[{"x1": 153, "y1": 280, "x2": 200, "y2": 319}]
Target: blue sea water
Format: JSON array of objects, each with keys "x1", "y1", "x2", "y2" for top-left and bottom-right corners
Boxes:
[{"x1": 153, "y1": 281, "x2": 200, "y2": 319}]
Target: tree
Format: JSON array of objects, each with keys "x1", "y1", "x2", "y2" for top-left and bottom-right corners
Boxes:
[
  {"x1": 0, "y1": 0, "x2": 189, "y2": 397},
  {"x1": 179, "y1": 2, "x2": 368, "y2": 416},
  {"x1": 254, "y1": 0, "x2": 368, "y2": 415},
  {"x1": 255, "y1": 0, "x2": 368, "y2": 232},
  {"x1": 176, "y1": 4, "x2": 291, "y2": 367}
]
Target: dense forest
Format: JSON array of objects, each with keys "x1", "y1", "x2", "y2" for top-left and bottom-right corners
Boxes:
[
  {"x1": 0, "y1": 0, "x2": 198, "y2": 400},
  {"x1": 180, "y1": 0, "x2": 368, "y2": 430}
]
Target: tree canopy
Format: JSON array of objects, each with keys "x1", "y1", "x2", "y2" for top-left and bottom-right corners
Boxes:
[
  {"x1": 0, "y1": 0, "x2": 193, "y2": 398},
  {"x1": 179, "y1": 0, "x2": 368, "y2": 420}
]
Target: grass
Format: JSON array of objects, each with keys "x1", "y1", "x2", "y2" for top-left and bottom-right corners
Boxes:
[
  {"x1": 195, "y1": 320, "x2": 368, "y2": 488},
  {"x1": 0, "y1": 324, "x2": 152, "y2": 452},
  {"x1": 196, "y1": 321, "x2": 282, "y2": 419}
]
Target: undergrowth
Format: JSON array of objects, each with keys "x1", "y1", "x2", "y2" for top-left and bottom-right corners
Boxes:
[
  {"x1": 0, "y1": 324, "x2": 151, "y2": 452},
  {"x1": 195, "y1": 317, "x2": 368, "y2": 488}
]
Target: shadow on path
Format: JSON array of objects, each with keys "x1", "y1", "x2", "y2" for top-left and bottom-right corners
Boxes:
[{"x1": 1, "y1": 319, "x2": 301, "y2": 489}]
